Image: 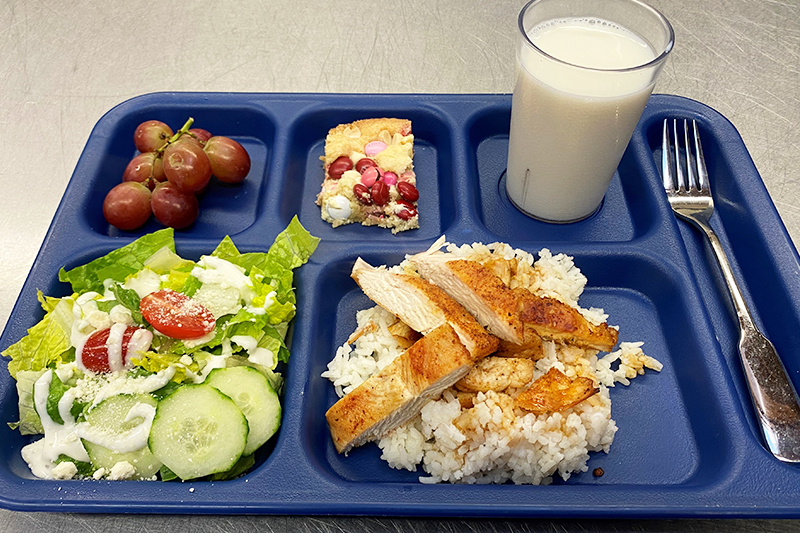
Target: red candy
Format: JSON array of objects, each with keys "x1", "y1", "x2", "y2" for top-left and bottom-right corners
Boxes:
[
  {"x1": 353, "y1": 183, "x2": 373, "y2": 205},
  {"x1": 397, "y1": 181, "x2": 419, "y2": 202},
  {"x1": 355, "y1": 158, "x2": 377, "y2": 173},
  {"x1": 371, "y1": 181, "x2": 390, "y2": 206},
  {"x1": 328, "y1": 156, "x2": 353, "y2": 180},
  {"x1": 396, "y1": 199, "x2": 418, "y2": 220}
]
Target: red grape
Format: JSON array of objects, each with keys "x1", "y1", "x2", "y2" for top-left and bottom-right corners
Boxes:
[
  {"x1": 188, "y1": 128, "x2": 212, "y2": 144},
  {"x1": 103, "y1": 182, "x2": 152, "y2": 230},
  {"x1": 122, "y1": 152, "x2": 165, "y2": 190},
  {"x1": 151, "y1": 182, "x2": 199, "y2": 229},
  {"x1": 162, "y1": 139, "x2": 212, "y2": 193},
  {"x1": 134, "y1": 120, "x2": 173, "y2": 153},
  {"x1": 204, "y1": 136, "x2": 251, "y2": 184}
]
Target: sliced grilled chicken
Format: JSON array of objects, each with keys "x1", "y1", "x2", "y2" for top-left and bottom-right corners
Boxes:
[
  {"x1": 409, "y1": 249, "x2": 524, "y2": 344},
  {"x1": 410, "y1": 246, "x2": 616, "y2": 352},
  {"x1": 493, "y1": 329, "x2": 545, "y2": 360},
  {"x1": 387, "y1": 319, "x2": 422, "y2": 349},
  {"x1": 326, "y1": 322, "x2": 478, "y2": 454},
  {"x1": 513, "y1": 289, "x2": 618, "y2": 352},
  {"x1": 515, "y1": 367, "x2": 599, "y2": 415},
  {"x1": 350, "y1": 258, "x2": 498, "y2": 358},
  {"x1": 454, "y1": 356, "x2": 534, "y2": 393},
  {"x1": 346, "y1": 315, "x2": 421, "y2": 349}
]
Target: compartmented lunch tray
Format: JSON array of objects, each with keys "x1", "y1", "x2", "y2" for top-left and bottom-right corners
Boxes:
[{"x1": 2, "y1": 92, "x2": 800, "y2": 518}]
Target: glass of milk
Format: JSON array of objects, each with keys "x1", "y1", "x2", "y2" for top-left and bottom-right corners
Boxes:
[{"x1": 506, "y1": 0, "x2": 674, "y2": 223}]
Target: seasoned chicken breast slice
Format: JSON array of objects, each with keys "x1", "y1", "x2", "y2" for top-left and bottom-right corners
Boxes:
[
  {"x1": 515, "y1": 367, "x2": 599, "y2": 415},
  {"x1": 351, "y1": 258, "x2": 498, "y2": 358},
  {"x1": 326, "y1": 322, "x2": 477, "y2": 454},
  {"x1": 493, "y1": 328, "x2": 545, "y2": 360},
  {"x1": 409, "y1": 250, "x2": 524, "y2": 344},
  {"x1": 513, "y1": 288, "x2": 618, "y2": 352}
]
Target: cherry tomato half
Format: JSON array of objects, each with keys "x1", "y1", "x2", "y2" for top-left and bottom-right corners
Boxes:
[
  {"x1": 140, "y1": 289, "x2": 216, "y2": 340},
  {"x1": 80, "y1": 325, "x2": 150, "y2": 373}
]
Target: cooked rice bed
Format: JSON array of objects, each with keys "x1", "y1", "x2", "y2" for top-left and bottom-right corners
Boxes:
[{"x1": 322, "y1": 242, "x2": 661, "y2": 484}]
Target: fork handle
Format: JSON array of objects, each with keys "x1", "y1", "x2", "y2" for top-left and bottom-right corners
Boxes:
[{"x1": 692, "y1": 217, "x2": 800, "y2": 462}]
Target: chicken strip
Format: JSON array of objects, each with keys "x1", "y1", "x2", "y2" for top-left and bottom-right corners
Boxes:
[
  {"x1": 455, "y1": 356, "x2": 535, "y2": 393},
  {"x1": 493, "y1": 329, "x2": 545, "y2": 360},
  {"x1": 515, "y1": 367, "x2": 599, "y2": 415},
  {"x1": 409, "y1": 247, "x2": 524, "y2": 344},
  {"x1": 410, "y1": 243, "x2": 616, "y2": 352},
  {"x1": 350, "y1": 258, "x2": 498, "y2": 358},
  {"x1": 513, "y1": 289, "x2": 618, "y2": 352},
  {"x1": 326, "y1": 322, "x2": 477, "y2": 454},
  {"x1": 387, "y1": 319, "x2": 422, "y2": 349}
]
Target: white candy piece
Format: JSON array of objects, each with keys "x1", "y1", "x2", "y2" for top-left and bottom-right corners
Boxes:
[{"x1": 326, "y1": 195, "x2": 352, "y2": 220}]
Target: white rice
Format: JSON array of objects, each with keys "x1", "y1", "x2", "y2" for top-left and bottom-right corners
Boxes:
[{"x1": 323, "y1": 239, "x2": 661, "y2": 484}]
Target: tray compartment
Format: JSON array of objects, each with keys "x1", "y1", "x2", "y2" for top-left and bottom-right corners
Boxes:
[
  {"x1": 468, "y1": 104, "x2": 665, "y2": 244},
  {"x1": 74, "y1": 99, "x2": 276, "y2": 239},
  {"x1": 279, "y1": 105, "x2": 457, "y2": 242},
  {"x1": 641, "y1": 107, "x2": 800, "y2": 457},
  {"x1": 305, "y1": 247, "x2": 732, "y2": 486}
]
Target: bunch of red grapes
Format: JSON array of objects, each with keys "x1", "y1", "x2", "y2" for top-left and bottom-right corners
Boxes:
[{"x1": 103, "y1": 118, "x2": 251, "y2": 230}]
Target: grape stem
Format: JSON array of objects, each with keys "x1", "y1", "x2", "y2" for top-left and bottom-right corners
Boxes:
[
  {"x1": 155, "y1": 117, "x2": 195, "y2": 155},
  {"x1": 149, "y1": 117, "x2": 196, "y2": 186}
]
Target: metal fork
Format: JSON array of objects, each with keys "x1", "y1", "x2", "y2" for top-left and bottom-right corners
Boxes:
[{"x1": 663, "y1": 118, "x2": 800, "y2": 463}]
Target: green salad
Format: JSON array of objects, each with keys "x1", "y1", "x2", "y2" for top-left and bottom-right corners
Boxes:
[{"x1": 2, "y1": 216, "x2": 318, "y2": 481}]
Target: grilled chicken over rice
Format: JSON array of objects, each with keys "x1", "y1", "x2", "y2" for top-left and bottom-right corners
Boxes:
[{"x1": 323, "y1": 237, "x2": 662, "y2": 484}]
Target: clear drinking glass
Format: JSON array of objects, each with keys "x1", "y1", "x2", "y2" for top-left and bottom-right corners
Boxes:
[{"x1": 506, "y1": 0, "x2": 674, "y2": 223}]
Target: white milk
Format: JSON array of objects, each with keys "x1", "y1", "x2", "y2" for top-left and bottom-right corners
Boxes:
[{"x1": 506, "y1": 17, "x2": 658, "y2": 222}]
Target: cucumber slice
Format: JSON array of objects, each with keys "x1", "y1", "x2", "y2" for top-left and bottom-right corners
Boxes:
[
  {"x1": 148, "y1": 384, "x2": 248, "y2": 480},
  {"x1": 205, "y1": 366, "x2": 282, "y2": 456},
  {"x1": 81, "y1": 393, "x2": 162, "y2": 480}
]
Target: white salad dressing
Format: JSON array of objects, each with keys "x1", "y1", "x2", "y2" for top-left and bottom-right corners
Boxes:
[
  {"x1": 105, "y1": 323, "x2": 128, "y2": 372},
  {"x1": 194, "y1": 339, "x2": 234, "y2": 382},
  {"x1": 21, "y1": 366, "x2": 177, "y2": 479},
  {"x1": 76, "y1": 403, "x2": 157, "y2": 453},
  {"x1": 192, "y1": 256, "x2": 256, "y2": 305},
  {"x1": 247, "y1": 290, "x2": 278, "y2": 316},
  {"x1": 71, "y1": 292, "x2": 104, "y2": 349},
  {"x1": 22, "y1": 371, "x2": 91, "y2": 478},
  {"x1": 231, "y1": 335, "x2": 276, "y2": 369},
  {"x1": 122, "y1": 268, "x2": 162, "y2": 299},
  {"x1": 89, "y1": 365, "x2": 176, "y2": 407}
]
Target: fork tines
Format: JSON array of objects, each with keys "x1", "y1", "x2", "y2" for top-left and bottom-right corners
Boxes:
[{"x1": 662, "y1": 118, "x2": 709, "y2": 194}]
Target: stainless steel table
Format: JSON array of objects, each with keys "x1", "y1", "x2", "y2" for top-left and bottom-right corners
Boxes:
[{"x1": 1, "y1": 0, "x2": 798, "y2": 530}]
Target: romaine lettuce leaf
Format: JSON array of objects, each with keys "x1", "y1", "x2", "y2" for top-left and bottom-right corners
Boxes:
[
  {"x1": 45, "y1": 372, "x2": 72, "y2": 425},
  {"x1": 58, "y1": 228, "x2": 175, "y2": 294},
  {"x1": 211, "y1": 215, "x2": 319, "y2": 277},
  {"x1": 130, "y1": 350, "x2": 198, "y2": 384},
  {"x1": 8, "y1": 369, "x2": 46, "y2": 435},
  {"x1": 2, "y1": 292, "x2": 75, "y2": 380},
  {"x1": 107, "y1": 283, "x2": 144, "y2": 323}
]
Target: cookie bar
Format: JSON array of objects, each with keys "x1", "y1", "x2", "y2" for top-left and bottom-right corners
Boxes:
[{"x1": 316, "y1": 118, "x2": 419, "y2": 233}]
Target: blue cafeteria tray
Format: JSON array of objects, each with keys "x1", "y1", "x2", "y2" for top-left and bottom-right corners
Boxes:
[{"x1": 1, "y1": 92, "x2": 800, "y2": 517}]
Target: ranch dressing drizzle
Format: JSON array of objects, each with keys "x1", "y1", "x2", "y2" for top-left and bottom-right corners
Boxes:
[
  {"x1": 22, "y1": 371, "x2": 90, "y2": 479},
  {"x1": 90, "y1": 365, "x2": 176, "y2": 407},
  {"x1": 105, "y1": 323, "x2": 128, "y2": 372},
  {"x1": 76, "y1": 403, "x2": 157, "y2": 453},
  {"x1": 192, "y1": 255, "x2": 256, "y2": 304},
  {"x1": 21, "y1": 365, "x2": 178, "y2": 478}
]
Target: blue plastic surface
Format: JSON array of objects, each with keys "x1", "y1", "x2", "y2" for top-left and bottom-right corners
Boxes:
[{"x1": 2, "y1": 92, "x2": 800, "y2": 517}]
